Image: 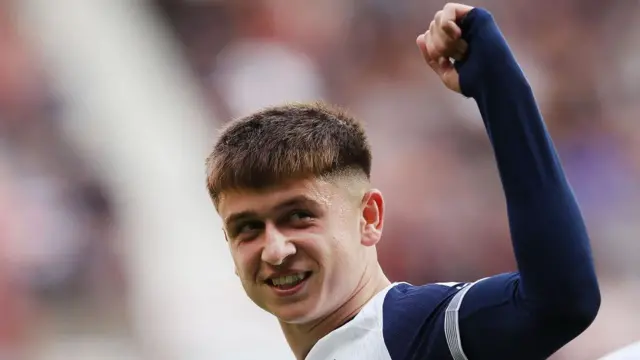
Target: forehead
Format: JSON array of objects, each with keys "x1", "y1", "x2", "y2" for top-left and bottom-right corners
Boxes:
[{"x1": 217, "y1": 177, "x2": 339, "y2": 219}]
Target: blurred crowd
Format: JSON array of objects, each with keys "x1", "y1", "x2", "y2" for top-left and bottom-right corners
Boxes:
[
  {"x1": 0, "y1": 4, "x2": 129, "y2": 359},
  {"x1": 0, "y1": 0, "x2": 639, "y2": 359}
]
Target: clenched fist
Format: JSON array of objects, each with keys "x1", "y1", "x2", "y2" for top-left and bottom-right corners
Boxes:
[{"x1": 416, "y1": 3, "x2": 474, "y2": 93}]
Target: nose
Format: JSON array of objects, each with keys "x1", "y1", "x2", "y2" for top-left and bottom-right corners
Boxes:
[{"x1": 261, "y1": 223, "x2": 296, "y2": 266}]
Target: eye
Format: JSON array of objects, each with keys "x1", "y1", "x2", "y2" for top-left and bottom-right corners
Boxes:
[
  {"x1": 234, "y1": 221, "x2": 263, "y2": 238},
  {"x1": 288, "y1": 210, "x2": 314, "y2": 224}
]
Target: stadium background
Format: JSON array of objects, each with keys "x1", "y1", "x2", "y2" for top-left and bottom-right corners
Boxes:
[{"x1": 0, "y1": 0, "x2": 638, "y2": 359}]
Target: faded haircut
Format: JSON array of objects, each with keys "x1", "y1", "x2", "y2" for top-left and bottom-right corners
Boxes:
[{"x1": 205, "y1": 101, "x2": 372, "y2": 207}]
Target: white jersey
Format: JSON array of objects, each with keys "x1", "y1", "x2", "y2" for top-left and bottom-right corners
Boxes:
[
  {"x1": 600, "y1": 342, "x2": 640, "y2": 360},
  {"x1": 305, "y1": 281, "x2": 479, "y2": 360},
  {"x1": 302, "y1": 270, "x2": 596, "y2": 360}
]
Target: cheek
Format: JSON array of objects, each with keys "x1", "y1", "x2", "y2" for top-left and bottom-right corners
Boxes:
[
  {"x1": 294, "y1": 231, "x2": 328, "y2": 259},
  {"x1": 328, "y1": 218, "x2": 368, "y2": 272},
  {"x1": 231, "y1": 244, "x2": 260, "y2": 278},
  {"x1": 323, "y1": 226, "x2": 361, "y2": 262},
  {"x1": 335, "y1": 213, "x2": 364, "y2": 249}
]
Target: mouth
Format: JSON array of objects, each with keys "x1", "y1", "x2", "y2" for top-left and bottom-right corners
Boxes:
[{"x1": 266, "y1": 271, "x2": 312, "y2": 296}]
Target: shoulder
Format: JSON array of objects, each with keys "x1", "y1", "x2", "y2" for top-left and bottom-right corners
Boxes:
[
  {"x1": 387, "y1": 282, "x2": 467, "y2": 299},
  {"x1": 381, "y1": 282, "x2": 468, "y2": 359},
  {"x1": 383, "y1": 281, "x2": 467, "y2": 315}
]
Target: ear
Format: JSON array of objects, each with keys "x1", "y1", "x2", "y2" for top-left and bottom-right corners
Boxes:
[{"x1": 360, "y1": 189, "x2": 384, "y2": 247}]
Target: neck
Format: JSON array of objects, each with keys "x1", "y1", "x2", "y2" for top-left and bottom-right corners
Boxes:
[{"x1": 281, "y1": 264, "x2": 391, "y2": 360}]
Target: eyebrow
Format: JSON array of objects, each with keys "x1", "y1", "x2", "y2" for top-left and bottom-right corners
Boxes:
[{"x1": 224, "y1": 195, "x2": 318, "y2": 228}]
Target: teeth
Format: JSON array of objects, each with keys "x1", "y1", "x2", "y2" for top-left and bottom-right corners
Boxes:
[{"x1": 271, "y1": 272, "x2": 307, "y2": 286}]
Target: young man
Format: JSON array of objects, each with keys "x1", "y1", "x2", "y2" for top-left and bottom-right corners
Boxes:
[{"x1": 205, "y1": 4, "x2": 601, "y2": 360}]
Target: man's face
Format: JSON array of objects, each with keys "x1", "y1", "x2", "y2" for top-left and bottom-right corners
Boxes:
[{"x1": 218, "y1": 177, "x2": 380, "y2": 324}]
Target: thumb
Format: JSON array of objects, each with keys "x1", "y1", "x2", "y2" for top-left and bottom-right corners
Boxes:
[
  {"x1": 441, "y1": 64, "x2": 461, "y2": 93},
  {"x1": 436, "y1": 57, "x2": 461, "y2": 93}
]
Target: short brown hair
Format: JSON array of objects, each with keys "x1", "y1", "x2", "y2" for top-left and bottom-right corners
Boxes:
[{"x1": 205, "y1": 101, "x2": 372, "y2": 206}]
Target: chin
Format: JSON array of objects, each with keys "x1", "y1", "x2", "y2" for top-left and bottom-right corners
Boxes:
[{"x1": 271, "y1": 298, "x2": 322, "y2": 325}]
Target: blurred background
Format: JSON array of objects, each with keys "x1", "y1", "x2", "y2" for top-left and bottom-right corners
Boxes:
[{"x1": 0, "y1": 0, "x2": 638, "y2": 359}]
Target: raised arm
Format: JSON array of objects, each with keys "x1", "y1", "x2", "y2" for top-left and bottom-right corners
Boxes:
[{"x1": 418, "y1": 5, "x2": 600, "y2": 359}]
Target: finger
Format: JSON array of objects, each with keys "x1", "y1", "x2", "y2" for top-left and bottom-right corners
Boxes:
[
  {"x1": 429, "y1": 20, "x2": 436, "y2": 35},
  {"x1": 438, "y1": 6, "x2": 459, "y2": 45},
  {"x1": 442, "y1": 20, "x2": 462, "y2": 40},
  {"x1": 456, "y1": 39, "x2": 468, "y2": 55},
  {"x1": 441, "y1": 65, "x2": 461, "y2": 93},
  {"x1": 446, "y1": 39, "x2": 468, "y2": 62},
  {"x1": 431, "y1": 30, "x2": 449, "y2": 58},
  {"x1": 437, "y1": 55, "x2": 460, "y2": 92},
  {"x1": 416, "y1": 33, "x2": 429, "y2": 61},
  {"x1": 450, "y1": 52, "x2": 464, "y2": 62},
  {"x1": 420, "y1": 34, "x2": 459, "y2": 89},
  {"x1": 429, "y1": 20, "x2": 451, "y2": 59},
  {"x1": 429, "y1": 57, "x2": 446, "y2": 78},
  {"x1": 419, "y1": 32, "x2": 445, "y2": 76},
  {"x1": 433, "y1": 15, "x2": 462, "y2": 58},
  {"x1": 426, "y1": 20, "x2": 437, "y2": 56},
  {"x1": 418, "y1": 32, "x2": 440, "y2": 66},
  {"x1": 438, "y1": 57, "x2": 454, "y2": 72},
  {"x1": 425, "y1": 29, "x2": 442, "y2": 60},
  {"x1": 433, "y1": 21, "x2": 462, "y2": 59},
  {"x1": 434, "y1": 10, "x2": 444, "y2": 28},
  {"x1": 443, "y1": 2, "x2": 475, "y2": 22},
  {"x1": 428, "y1": 58, "x2": 444, "y2": 77},
  {"x1": 441, "y1": 3, "x2": 458, "y2": 24}
]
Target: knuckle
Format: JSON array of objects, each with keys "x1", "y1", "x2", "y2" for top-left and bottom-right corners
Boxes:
[
  {"x1": 434, "y1": 41, "x2": 447, "y2": 54},
  {"x1": 425, "y1": 38, "x2": 438, "y2": 58},
  {"x1": 435, "y1": 11, "x2": 443, "y2": 26},
  {"x1": 424, "y1": 36, "x2": 433, "y2": 51}
]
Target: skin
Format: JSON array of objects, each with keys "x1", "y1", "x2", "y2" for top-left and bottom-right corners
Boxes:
[
  {"x1": 217, "y1": 175, "x2": 390, "y2": 359},
  {"x1": 416, "y1": 3, "x2": 475, "y2": 94}
]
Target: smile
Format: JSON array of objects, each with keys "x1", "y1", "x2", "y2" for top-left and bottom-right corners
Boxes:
[{"x1": 266, "y1": 271, "x2": 312, "y2": 296}]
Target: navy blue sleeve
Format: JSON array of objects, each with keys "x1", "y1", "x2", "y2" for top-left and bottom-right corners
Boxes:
[
  {"x1": 382, "y1": 283, "x2": 464, "y2": 359},
  {"x1": 445, "y1": 8, "x2": 601, "y2": 359}
]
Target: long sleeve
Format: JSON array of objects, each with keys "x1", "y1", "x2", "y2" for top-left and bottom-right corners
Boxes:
[{"x1": 443, "y1": 8, "x2": 601, "y2": 359}]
